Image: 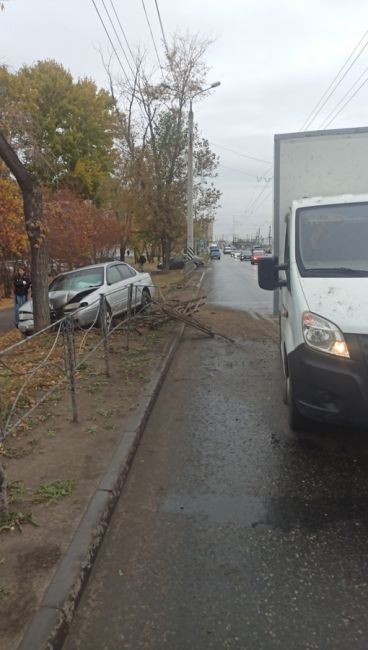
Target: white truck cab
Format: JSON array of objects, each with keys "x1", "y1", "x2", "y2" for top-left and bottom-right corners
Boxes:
[{"x1": 258, "y1": 128, "x2": 368, "y2": 430}]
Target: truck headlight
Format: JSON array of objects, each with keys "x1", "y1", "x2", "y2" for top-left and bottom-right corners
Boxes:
[{"x1": 302, "y1": 312, "x2": 350, "y2": 358}]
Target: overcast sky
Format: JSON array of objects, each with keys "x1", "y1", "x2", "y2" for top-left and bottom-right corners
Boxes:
[{"x1": 2, "y1": 0, "x2": 368, "y2": 240}]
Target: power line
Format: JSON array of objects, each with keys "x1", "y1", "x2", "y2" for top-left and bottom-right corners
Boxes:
[
  {"x1": 319, "y1": 64, "x2": 368, "y2": 128},
  {"x1": 141, "y1": 0, "x2": 162, "y2": 68},
  {"x1": 154, "y1": 0, "x2": 170, "y2": 57},
  {"x1": 91, "y1": 0, "x2": 130, "y2": 85},
  {"x1": 323, "y1": 77, "x2": 368, "y2": 128},
  {"x1": 108, "y1": 0, "x2": 136, "y2": 65},
  {"x1": 244, "y1": 178, "x2": 272, "y2": 217},
  {"x1": 300, "y1": 29, "x2": 368, "y2": 131},
  {"x1": 219, "y1": 163, "x2": 265, "y2": 178},
  {"x1": 251, "y1": 190, "x2": 272, "y2": 215},
  {"x1": 210, "y1": 141, "x2": 271, "y2": 164},
  {"x1": 99, "y1": 0, "x2": 135, "y2": 77}
]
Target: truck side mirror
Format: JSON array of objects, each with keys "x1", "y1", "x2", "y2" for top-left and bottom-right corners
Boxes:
[{"x1": 258, "y1": 256, "x2": 287, "y2": 290}]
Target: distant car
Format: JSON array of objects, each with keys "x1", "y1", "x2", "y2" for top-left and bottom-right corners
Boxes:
[
  {"x1": 157, "y1": 254, "x2": 204, "y2": 270},
  {"x1": 251, "y1": 249, "x2": 267, "y2": 265},
  {"x1": 210, "y1": 247, "x2": 221, "y2": 260},
  {"x1": 223, "y1": 246, "x2": 233, "y2": 255},
  {"x1": 18, "y1": 262, "x2": 154, "y2": 335},
  {"x1": 240, "y1": 249, "x2": 252, "y2": 261},
  {"x1": 231, "y1": 250, "x2": 241, "y2": 259}
]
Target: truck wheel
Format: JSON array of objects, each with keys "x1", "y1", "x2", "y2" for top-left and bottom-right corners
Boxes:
[{"x1": 287, "y1": 376, "x2": 308, "y2": 433}]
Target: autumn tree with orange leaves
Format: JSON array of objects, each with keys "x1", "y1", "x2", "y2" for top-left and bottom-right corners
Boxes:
[
  {"x1": 45, "y1": 189, "x2": 121, "y2": 269},
  {"x1": 0, "y1": 162, "x2": 28, "y2": 296}
]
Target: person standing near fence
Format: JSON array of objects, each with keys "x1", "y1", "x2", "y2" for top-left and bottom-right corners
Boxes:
[
  {"x1": 13, "y1": 266, "x2": 31, "y2": 327},
  {"x1": 138, "y1": 254, "x2": 146, "y2": 272}
]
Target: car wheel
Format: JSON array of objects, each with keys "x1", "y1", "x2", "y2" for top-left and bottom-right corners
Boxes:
[
  {"x1": 98, "y1": 303, "x2": 112, "y2": 332},
  {"x1": 140, "y1": 288, "x2": 151, "y2": 311},
  {"x1": 286, "y1": 375, "x2": 309, "y2": 432}
]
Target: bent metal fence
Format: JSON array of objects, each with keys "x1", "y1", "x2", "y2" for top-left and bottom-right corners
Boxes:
[{"x1": 0, "y1": 283, "x2": 153, "y2": 442}]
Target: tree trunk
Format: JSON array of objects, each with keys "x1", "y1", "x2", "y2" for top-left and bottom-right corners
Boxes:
[
  {"x1": 0, "y1": 131, "x2": 49, "y2": 331},
  {"x1": 120, "y1": 238, "x2": 127, "y2": 261},
  {"x1": 161, "y1": 235, "x2": 172, "y2": 270},
  {"x1": 0, "y1": 258, "x2": 12, "y2": 298}
]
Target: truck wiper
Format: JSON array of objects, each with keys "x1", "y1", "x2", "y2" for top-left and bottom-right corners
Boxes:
[{"x1": 309, "y1": 267, "x2": 368, "y2": 276}]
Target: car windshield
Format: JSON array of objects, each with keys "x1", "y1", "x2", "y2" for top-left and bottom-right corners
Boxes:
[
  {"x1": 49, "y1": 267, "x2": 104, "y2": 291},
  {"x1": 253, "y1": 250, "x2": 265, "y2": 255},
  {"x1": 296, "y1": 202, "x2": 368, "y2": 276}
]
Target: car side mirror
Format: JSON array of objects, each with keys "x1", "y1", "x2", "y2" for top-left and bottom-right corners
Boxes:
[{"x1": 258, "y1": 256, "x2": 287, "y2": 290}]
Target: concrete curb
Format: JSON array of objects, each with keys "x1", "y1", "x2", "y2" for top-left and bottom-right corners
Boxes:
[{"x1": 18, "y1": 269, "x2": 206, "y2": 650}]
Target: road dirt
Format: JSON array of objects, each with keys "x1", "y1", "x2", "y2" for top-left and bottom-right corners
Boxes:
[{"x1": 0, "y1": 269, "x2": 200, "y2": 650}]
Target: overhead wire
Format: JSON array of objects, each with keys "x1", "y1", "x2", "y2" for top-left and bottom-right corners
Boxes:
[
  {"x1": 210, "y1": 142, "x2": 271, "y2": 165},
  {"x1": 323, "y1": 77, "x2": 368, "y2": 129},
  {"x1": 108, "y1": 0, "x2": 136, "y2": 65},
  {"x1": 300, "y1": 29, "x2": 368, "y2": 131},
  {"x1": 91, "y1": 0, "x2": 130, "y2": 85},
  {"x1": 246, "y1": 34, "x2": 368, "y2": 238},
  {"x1": 154, "y1": 0, "x2": 170, "y2": 58},
  {"x1": 91, "y1": 0, "x2": 149, "y2": 125},
  {"x1": 141, "y1": 0, "x2": 163, "y2": 68},
  {"x1": 219, "y1": 162, "x2": 267, "y2": 178},
  {"x1": 99, "y1": 0, "x2": 136, "y2": 76},
  {"x1": 318, "y1": 64, "x2": 368, "y2": 128}
]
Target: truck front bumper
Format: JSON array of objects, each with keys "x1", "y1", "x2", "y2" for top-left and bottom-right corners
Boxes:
[{"x1": 288, "y1": 336, "x2": 368, "y2": 426}]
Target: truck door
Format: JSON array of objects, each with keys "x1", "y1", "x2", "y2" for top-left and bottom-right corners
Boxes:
[{"x1": 280, "y1": 220, "x2": 292, "y2": 375}]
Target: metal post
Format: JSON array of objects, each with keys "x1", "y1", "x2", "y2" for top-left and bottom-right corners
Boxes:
[
  {"x1": 0, "y1": 393, "x2": 4, "y2": 439},
  {"x1": 187, "y1": 98, "x2": 194, "y2": 252},
  {"x1": 63, "y1": 316, "x2": 78, "y2": 423},
  {"x1": 99, "y1": 294, "x2": 110, "y2": 378},
  {"x1": 126, "y1": 284, "x2": 133, "y2": 351},
  {"x1": 186, "y1": 82, "x2": 220, "y2": 254}
]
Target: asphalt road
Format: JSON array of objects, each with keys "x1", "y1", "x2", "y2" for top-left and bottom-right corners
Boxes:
[
  {"x1": 207, "y1": 255, "x2": 273, "y2": 314},
  {"x1": 63, "y1": 258, "x2": 368, "y2": 650}
]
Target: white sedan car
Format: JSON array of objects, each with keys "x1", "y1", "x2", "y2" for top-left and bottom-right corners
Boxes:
[{"x1": 18, "y1": 262, "x2": 154, "y2": 335}]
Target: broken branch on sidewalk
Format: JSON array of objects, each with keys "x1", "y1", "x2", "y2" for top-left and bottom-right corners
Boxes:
[{"x1": 132, "y1": 296, "x2": 235, "y2": 343}]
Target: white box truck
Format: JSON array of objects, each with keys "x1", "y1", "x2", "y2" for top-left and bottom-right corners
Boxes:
[{"x1": 258, "y1": 127, "x2": 368, "y2": 430}]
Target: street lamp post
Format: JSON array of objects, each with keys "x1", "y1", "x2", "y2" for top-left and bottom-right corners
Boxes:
[{"x1": 187, "y1": 81, "x2": 220, "y2": 254}]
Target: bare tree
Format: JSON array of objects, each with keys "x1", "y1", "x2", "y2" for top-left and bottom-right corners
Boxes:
[{"x1": 104, "y1": 34, "x2": 220, "y2": 268}]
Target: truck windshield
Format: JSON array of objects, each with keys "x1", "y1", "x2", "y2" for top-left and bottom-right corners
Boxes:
[{"x1": 296, "y1": 202, "x2": 368, "y2": 276}]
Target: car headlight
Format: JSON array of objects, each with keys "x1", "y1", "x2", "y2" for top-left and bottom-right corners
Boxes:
[
  {"x1": 63, "y1": 302, "x2": 81, "y2": 311},
  {"x1": 302, "y1": 312, "x2": 350, "y2": 358}
]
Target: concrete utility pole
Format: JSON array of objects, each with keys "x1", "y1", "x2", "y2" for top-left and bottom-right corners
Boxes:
[{"x1": 187, "y1": 81, "x2": 220, "y2": 253}]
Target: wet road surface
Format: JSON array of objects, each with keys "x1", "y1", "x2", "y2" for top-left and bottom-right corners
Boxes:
[
  {"x1": 64, "y1": 261, "x2": 368, "y2": 650},
  {"x1": 206, "y1": 255, "x2": 272, "y2": 315}
]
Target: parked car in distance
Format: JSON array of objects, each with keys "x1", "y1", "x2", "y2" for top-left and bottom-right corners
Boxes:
[
  {"x1": 18, "y1": 262, "x2": 154, "y2": 335},
  {"x1": 223, "y1": 246, "x2": 233, "y2": 255},
  {"x1": 210, "y1": 247, "x2": 221, "y2": 260},
  {"x1": 251, "y1": 249, "x2": 266, "y2": 265},
  {"x1": 240, "y1": 249, "x2": 252, "y2": 261},
  {"x1": 157, "y1": 254, "x2": 204, "y2": 270}
]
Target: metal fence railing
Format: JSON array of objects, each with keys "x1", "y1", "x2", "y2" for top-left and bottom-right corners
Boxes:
[{"x1": 0, "y1": 282, "x2": 156, "y2": 441}]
